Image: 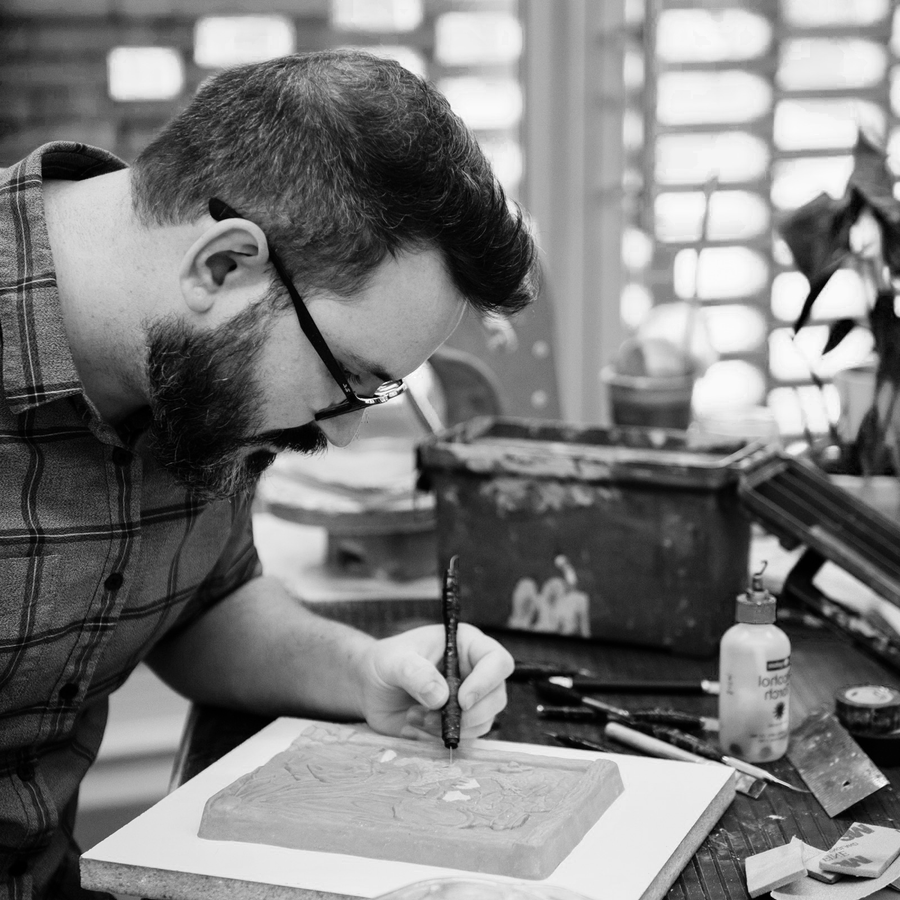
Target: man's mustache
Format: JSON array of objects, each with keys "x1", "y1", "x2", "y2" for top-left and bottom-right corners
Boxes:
[{"x1": 249, "y1": 423, "x2": 329, "y2": 455}]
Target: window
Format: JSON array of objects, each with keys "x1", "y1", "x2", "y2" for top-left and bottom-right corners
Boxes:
[
  {"x1": 193, "y1": 16, "x2": 296, "y2": 69},
  {"x1": 107, "y1": 47, "x2": 183, "y2": 102},
  {"x1": 625, "y1": 0, "x2": 895, "y2": 438}
]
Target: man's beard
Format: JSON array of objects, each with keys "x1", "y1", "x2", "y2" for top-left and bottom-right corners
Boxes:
[{"x1": 144, "y1": 304, "x2": 328, "y2": 501}]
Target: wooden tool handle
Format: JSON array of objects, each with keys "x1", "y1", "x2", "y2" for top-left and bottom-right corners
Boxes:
[
  {"x1": 636, "y1": 724, "x2": 724, "y2": 761},
  {"x1": 441, "y1": 555, "x2": 462, "y2": 750},
  {"x1": 604, "y1": 721, "x2": 706, "y2": 763}
]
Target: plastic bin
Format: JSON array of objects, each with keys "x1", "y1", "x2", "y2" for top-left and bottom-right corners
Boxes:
[{"x1": 417, "y1": 417, "x2": 768, "y2": 656}]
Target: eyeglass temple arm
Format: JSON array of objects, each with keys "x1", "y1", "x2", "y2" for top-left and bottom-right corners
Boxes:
[{"x1": 207, "y1": 199, "x2": 355, "y2": 394}]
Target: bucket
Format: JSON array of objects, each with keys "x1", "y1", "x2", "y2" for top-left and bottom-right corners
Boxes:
[{"x1": 601, "y1": 366, "x2": 694, "y2": 430}]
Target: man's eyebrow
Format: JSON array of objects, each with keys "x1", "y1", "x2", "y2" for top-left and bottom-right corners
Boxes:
[{"x1": 344, "y1": 350, "x2": 397, "y2": 383}]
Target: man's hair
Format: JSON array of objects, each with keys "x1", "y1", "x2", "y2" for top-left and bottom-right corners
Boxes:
[{"x1": 131, "y1": 50, "x2": 538, "y2": 315}]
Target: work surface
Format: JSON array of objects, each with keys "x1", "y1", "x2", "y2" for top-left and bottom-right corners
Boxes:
[{"x1": 167, "y1": 610, "x2": 900, "y2": 900}]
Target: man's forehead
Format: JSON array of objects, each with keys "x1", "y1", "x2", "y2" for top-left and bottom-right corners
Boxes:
[{"x1": 318, "y1": 246, "x2": 465, "y2": 378}]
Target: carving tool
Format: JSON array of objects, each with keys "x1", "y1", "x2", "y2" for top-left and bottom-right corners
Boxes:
[
  {"x1": 624, "y1": 721, "x2": 808, "y2": 793},
  {"x1": 545, "y1": 729, "x2": 765, "y2": 799},
  {"x1": 787, "y1": 707, "x2": 889, "y2": 816},
  {"x1": 537, "y1": 704, "x2": 605, "y2": 722},
  {"x1": 535, "y1": 679, "x2": 717, "y2": 731},
  {"x1": 536, "y1": 701, "x2": 717, "y2": 731},
  {"x1": 541, "y1": 696, "x2": 807, "y2": 793},
  {"x1": 548, "y1": 674, "x2": 720, "y2": 696},
  {"x1": 511, "y1": 661, "x2": 595, "y2": 681},
  {"x1": 440, "y1": 555, "x2": 462, "y2": 761}
]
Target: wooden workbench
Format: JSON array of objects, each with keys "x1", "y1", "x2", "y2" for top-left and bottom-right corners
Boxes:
[{"x1": 172, "y1": 603, "x2": 900, "y2": 900}]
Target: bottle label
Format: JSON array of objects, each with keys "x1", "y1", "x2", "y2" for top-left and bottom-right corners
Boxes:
[
  {"x1": 759, "y1": 656, "x2": 790, "y2": 702},
  {"x1": 720, "y1": 653, "x2": 791, "y2": 762}
]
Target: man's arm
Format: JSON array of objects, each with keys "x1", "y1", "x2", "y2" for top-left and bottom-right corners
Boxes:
[{"x1": 146, "y1": 574, "x2": 512, "y2": 740}]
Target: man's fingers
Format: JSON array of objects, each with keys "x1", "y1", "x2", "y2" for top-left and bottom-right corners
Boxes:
[
  {"x1": 456, "y1": 624, "x2": 515, "y2": 711},
  {"x1": 458, "y1": 681, "x2": 508, "y2": 738},
  {"x1": 360, "y1": 622, "x2": 514, "y2": 741},
  {"x1": 402, "y1": 693, "x2": 505, "y2": 741},
  {"x1": 384, "y1": 648, "x2": 449, "y2": 710}
]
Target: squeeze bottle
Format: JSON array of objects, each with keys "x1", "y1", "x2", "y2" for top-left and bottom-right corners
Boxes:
[{"x1": 718, "y1": 563, "x2": 791, "y2": 762}]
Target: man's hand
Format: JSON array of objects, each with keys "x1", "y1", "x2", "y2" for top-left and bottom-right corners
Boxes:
[
  {"x1": 148, "y1": 577, "x2": 512, "y2": 736},
  {"x1": 356, "y1": 623, "x2": 514, "y2": 742}
]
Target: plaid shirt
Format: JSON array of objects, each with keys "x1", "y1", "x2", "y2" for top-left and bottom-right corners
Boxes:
[{"x1": 0, "y1": 143, "x2": 261, "y2": 899}]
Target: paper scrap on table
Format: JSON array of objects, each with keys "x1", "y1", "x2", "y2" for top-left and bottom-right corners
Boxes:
[
  {"x1": 793, "y1": 838, "x2": 840, "y2": 884},
  {"x1": 820, "y1": 825, "x2": 900, "y2": 879},
  {"x1": 771, "y1": 853, "x2": 900, "y2": 899},
  {"x1": 746, "y1": 841, "x2": 807, "y2": 897}
]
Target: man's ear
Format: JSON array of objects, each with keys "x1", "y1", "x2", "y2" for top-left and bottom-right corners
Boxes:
[{"x1": 179, "y1": 219, "x2": 270, "y2": 315}]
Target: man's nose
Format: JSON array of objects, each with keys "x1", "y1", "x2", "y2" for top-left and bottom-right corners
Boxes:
[{"x1": 318, "y1": 409, "x2": 365, "y2": 447}]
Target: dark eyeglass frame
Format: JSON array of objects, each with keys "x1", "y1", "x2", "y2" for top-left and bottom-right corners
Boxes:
[{"x1": 208, "y1": 198, "x2": 406, "y2": 421}]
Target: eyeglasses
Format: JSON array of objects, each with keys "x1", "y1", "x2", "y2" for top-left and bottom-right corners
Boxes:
[{"x1": 208, "y1": 198, "x2": 407, "y2": 421}]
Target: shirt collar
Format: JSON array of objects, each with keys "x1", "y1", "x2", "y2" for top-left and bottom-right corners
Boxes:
[{"x1": 0, "y1": 142, "x2": 127, "y2": 414}]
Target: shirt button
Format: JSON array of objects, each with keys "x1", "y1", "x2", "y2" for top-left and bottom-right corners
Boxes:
[
  {"x1": 59, "y1": 682, "x2": 79, "y2": 701},
  {"x1": 112, "y1": 448, "x2": 133, "y2": 466},
  {"x1": 104, "y1": 572, "x2": 124, "y2": 591},
  {"x1": 9, "y1": 858, "x2": 27, "y2": 877},
  {"x1": 16, "y1": 761, "x2": 34, "y2": 782}
]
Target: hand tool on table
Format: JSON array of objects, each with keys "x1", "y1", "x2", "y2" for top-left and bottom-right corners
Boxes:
[
  {"x1": 535, "y1": 679, "x2": 717, "y2": 732},
  {"x1": 537, "y1": 701, "x2": 715, "y2": 731},
  {"x1": 626, "y1": 721, "x2": 809, "y2": 792},
  {"x1": 440, "y1": 555, "x2": 462, "y2": 760},
  {"x1": 511, "y1": 660, "x2": 597, "y2": 681},
  {"x1": 547, "y1": 674, "x2": 720, "y2": 696},
  {"x1": 545, "y1": 728, "x2": 763, "y2": 800},
  {"x1": 538, "y1": 681, "x2": 805, "y2": 792},
  {"x1": 787, "y1": 707, "x2": 889, "y2": 816},
  {"x1": 537, "y1": 703, "x2": 607, "y2": 722}
]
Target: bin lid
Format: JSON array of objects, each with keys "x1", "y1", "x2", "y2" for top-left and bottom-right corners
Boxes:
[{"x1": 416, "y1": 416, "x2": 771, "y2": 490}]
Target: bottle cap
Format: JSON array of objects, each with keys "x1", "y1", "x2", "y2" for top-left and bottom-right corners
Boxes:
[{"x1": 736, "y1": 564, "x2": 776, "y2": 624}]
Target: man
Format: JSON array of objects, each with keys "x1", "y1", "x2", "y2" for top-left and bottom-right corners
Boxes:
[{"x1": 0, "y1": 50, "x2": 538, "y2": 898}]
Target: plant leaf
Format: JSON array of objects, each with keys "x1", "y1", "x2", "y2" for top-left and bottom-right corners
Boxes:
[
  {"x1": 822, "y1": 318, "x2": 858, "y2": 355},
  {"x1": 850, "y1": 131, "x2": 900, "y2": 225},
  {"x1": 849, "y1": 131, "x2": 900, "y2": 275},
  {"x1": 870, "y1": 289, "x2": 900, "y2": 385},
  {"x1": 853, "y1": 404, "x2": 894, "y2": 475},
  {"x1": 792, "y1": 258, "x2": 845, "y2": 333},
  {"x1": 778, "y1": 193, "x2": 856, "y2": 283}
]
